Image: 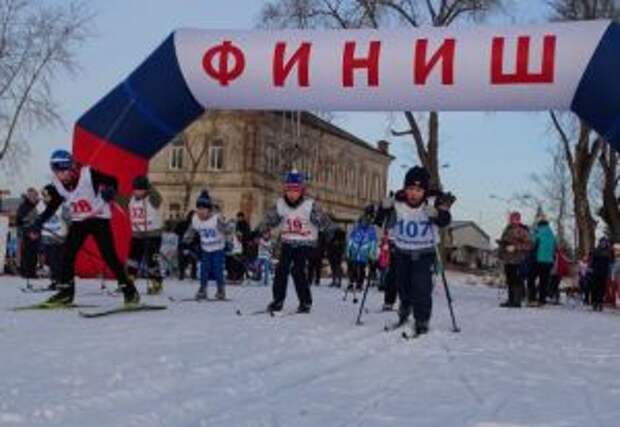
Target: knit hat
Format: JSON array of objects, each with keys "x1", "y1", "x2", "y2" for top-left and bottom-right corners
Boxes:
[
  {"x1": 509, "y1": 211, "x2": 521, "y2": 225},
  {"x1": 404, "y1": 166, "x2": 430, "y2": 191},
  {"x1": 196, "y1": 190, "x2": 212, "y2": 209},
  {"x1": 132, "y1": 175, "x2": 150, "y2": 190}
]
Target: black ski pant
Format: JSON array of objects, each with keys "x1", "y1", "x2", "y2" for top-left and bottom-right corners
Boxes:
[
  {"x1": 42, "y1": 242, "x2": 64, "y2": 284},
  {"x1": 20, "y1": 235, "x2": 39, "y2": 279},
  {"x1": 527, "y1": 262, "x2": 553, "y2": 304},
  {"x1": 384, "y1": 259, "x2": 398, "y2": 306},
  {"x1": 328, "y1": 254, "x2": 343, "y2": 287},
  {"x1": 548, "y1": 274, "x2": 561, "y2": 302},
  {"x1": 395, "y1": 251, "x2": 435, "y2": 323},
  {"x1": 60, "y1": 219, "x2": 130, "y2": 286},
  {"x1": 128, "y1": 236, "x2": 162, "y2": 280},
  {"x1": 349, "y1": 262, "x2": 367, "y2": 290},
  {"x1": 178, "y1": 243, "x2": 197, "y2": 280},
  {"x1": 591, "y1": 274, "x2": 608, "y2": 307},
  {"x1": 273, "y1": 244, "x2": 312, "y2": 307},
  {"x1": 307, "y1": 255, "x2": 322, "y2": 285},
  {"x1": 505, "y1": 264, "x2": 524, "y2": 307}
]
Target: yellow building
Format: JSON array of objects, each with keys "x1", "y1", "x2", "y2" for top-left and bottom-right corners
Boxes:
[{"x1": 149, "y1": 111, "x2": 392, "y2": 227}]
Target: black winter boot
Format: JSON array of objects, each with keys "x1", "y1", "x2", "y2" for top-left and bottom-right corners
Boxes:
[{"x1": 46, "y1": 282, "x2": 75, "y2": 305}]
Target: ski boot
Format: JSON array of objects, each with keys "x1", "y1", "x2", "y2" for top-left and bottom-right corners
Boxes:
[
  {"x1": 414, "y1": 320, "x2": 429, "y2": 336},
  {"x1": 382, "y1": 303, "x2": 394, "y2": 312},
  {"x1": 195, "y1": 287, "x2": 208, "y2": 301},
  {"x1": 147, "y1": 278, "x2": 164, "y2": 295},
  {"x1": 267, "y1": 301, "x2": 283, "y2": 313},
  {"x1": 215, "y1": 288, "x2": 226, "y2": 300},
  {"x1": 45, "y1": 282, "x2": 75, "y2": 305},
  {"x1": 296, "y1": 303, "x2": 312, "y2": 314},
  {"x1": 121, "y1": 280, "x2": 140, "y2": 305}
]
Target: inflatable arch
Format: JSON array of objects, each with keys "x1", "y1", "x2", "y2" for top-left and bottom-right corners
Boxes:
[{"x1": 72, "y1": 20, "x2": 620, "y2": 277}]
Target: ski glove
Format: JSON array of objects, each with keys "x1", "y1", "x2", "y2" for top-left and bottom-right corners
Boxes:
[
  {"x1": 435, "y1": 192, "x2": 456, "y2": 209},
  {"x1": 99, "y1": 186, "x2": 116, "y2": 202}
]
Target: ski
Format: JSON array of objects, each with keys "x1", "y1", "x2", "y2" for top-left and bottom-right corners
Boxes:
[
  {"x1": 235, "y1": 308, "x2": 308, "y2": 317},
  {"x1": 12, "y1": 302, "x2": 99, "y2": 311},
  {"x1": 20, "y1": 286, "x2": 55, "y2": 294},
  {"x1": 236, "y1": 308, "x2": 275, "y2": 316},
  {"x1": 401, "y1": 331, "x2": 422, "y2": 340},
  {"x1": 383, "y1": 319, "x2": 409, "y2": 332},
  {"x1": 78, "y1": 303, "x2": 167, "y2": 318},
  {"x1": 271, "y1": 310, "x2": 307, "y2": 317},
  {"x1": 169, "y1": 296, "x2": 232, "y2": 303}
]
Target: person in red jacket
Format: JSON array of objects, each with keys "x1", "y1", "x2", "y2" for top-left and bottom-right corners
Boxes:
[{"x1": 548, "y1": 246, "x2": 571, "y2": 305}]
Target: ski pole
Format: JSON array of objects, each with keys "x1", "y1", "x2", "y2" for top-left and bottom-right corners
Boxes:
[
  {"x1": 355, "y1": 273, "x2": 372, "y2": 325},
  {"x1": 433, "y1": 243, "x2": 460, "y2": 333}
]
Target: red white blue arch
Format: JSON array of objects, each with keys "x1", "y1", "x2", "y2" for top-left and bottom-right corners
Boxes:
[{"x1": 74, "y1": 19, "x2": 620, "y2": 194}]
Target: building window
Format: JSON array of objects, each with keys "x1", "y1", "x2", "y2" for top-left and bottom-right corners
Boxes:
[
  {"x1": 372, "y1": 174, "x2": 380, "y2": 200},
  {"x1": 169, "y1": 147, "x2": 184, "y2": 170},
  {"x1": 208, "y1": 139, "x2": 224, "y2": 171},
  {"x1": 265, "y1": 145, "x2": 279, "y2": 175},
  {"x1": 168, "y1": 202, "x2": 181, "y2": 220}
]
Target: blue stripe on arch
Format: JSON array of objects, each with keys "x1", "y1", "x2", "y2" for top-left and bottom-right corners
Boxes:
[
  {"x1": 572, "y1": 22, "x2": 620, "y2": 151},
  {"x1": 77, "y1": 32, "x2": 204, "y2": 159}
]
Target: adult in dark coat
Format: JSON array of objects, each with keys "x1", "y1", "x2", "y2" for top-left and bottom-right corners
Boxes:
[{"x1": 16, "y1": 188, "x2": 40, "y2": 279}]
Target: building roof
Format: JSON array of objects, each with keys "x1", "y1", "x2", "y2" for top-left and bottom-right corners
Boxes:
[
  {"x1": 448, "y1": 220, "x2": 491, "y2": 242},
  {"x1": 270, "y1": 111, "x2": 394, "y2": 159}
]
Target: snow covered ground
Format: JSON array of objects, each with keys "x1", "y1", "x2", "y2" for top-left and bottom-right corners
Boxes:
[{"x1": 1, "y1": 274, "x2": 620, "y2": 427}]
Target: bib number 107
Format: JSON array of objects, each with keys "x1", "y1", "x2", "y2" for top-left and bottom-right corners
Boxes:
[{"x1": 396, "y1": 220, "x2": 432, "y2": 238}]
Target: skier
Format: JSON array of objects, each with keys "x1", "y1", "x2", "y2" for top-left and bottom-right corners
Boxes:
[
  {"x1": 257, "y1": 170, "x2": 334, "y2": 314},
  {"x1": 256, "y1": 229, "x2": 274, "y2": 286},
  {"x1": 184, "y1": 191, "x2": 229, "y2": 300},
  {"x1": 375, "y1": 166, "x2": 454, "y2": 335},
  {"x1": 127, "y1": 175, "x2": 164, "y2": 295},
  {"x1": 326, "y1": 228, "x2": 346, "y2": 288},
  {"x1": 31, "y1": 149, "x2": 140, "y2": 305},
  {"x1": 497, "y1": 212, "x2": 532, "y2": 308},
  {"x1": 346, "y1": 209, "x2": 378, "y2": 291},
  {"x1": 38, "y1": 184, "x2": 69, "y2": 290}
]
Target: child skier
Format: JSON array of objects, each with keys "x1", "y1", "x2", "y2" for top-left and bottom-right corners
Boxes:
[
  {"x1": 375, "y1": 166, "x2": 454, "y2": 335},
  {"x1": 185, "y1": 191, "x2": 229, "y2": 300},
  {"x1": 127, "y1": 176, "x2": 164, "y2": 295},
  {"x1": 38, "y1": 184, "x2": 69, "y2": 290},
  {"x1": 257, "y1": 170, "x2": 333, "y2": 313},
  {"x1": 31, "y1": 149, "x2": 140, "y2": 305},
  {"x1": 346, "y1": 209, "x2": 378, "y2": 291},
  {"x1": 256, "y1": 229, "x2": 274, "y2": 286}
]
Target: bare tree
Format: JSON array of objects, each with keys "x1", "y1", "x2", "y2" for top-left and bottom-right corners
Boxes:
[
  {"x1": 598, "y1": 144, "x2": 620, "y2": 241},
  {"x1": 528, "y1": 142, "x2": 573, "y2": 250},
  {"x1": 177, "y1": 112, "x2": 226, "y2": 213},
  {"x1": 0, "y1": 0, "x2": 91, "y2": 169},
  {"x1": 259, "y1": 0, "x2": 502, "y2": 191},
  {"x1": 547, "y1": 0, "x2": 619, "y2": 256}
]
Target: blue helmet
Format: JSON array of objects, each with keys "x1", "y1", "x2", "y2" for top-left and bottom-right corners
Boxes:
[
  {"x1": 283, "y1": 169, "x2": 305, "y2": 190},
  {"x1": 50, "y1": 149, "x2": 73, "y2": 171}
]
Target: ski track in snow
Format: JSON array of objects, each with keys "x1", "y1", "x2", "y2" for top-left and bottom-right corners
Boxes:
[{"x1": 1, "y1": 274, "x2": 620, "y2": 427}]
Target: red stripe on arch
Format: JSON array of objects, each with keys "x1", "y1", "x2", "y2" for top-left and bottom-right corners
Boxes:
[{"x1": 72, "y1": 125, "x2": 149, "y2": 196}]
